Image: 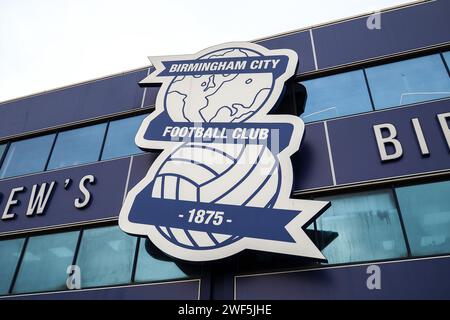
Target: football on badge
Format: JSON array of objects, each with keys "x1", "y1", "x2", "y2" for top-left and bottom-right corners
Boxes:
[{"x1": 134, "y1": 141, "x2": 280, "y2": 249}]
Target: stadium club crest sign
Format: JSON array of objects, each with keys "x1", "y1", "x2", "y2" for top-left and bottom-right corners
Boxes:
[{"x1": 119, "y1": 42, "x2": 330, "y2": 261}]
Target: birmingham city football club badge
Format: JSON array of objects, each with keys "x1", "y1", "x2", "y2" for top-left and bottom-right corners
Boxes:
[{"x1": 119, "y1": 42, "x2": 330, "y2": 261}]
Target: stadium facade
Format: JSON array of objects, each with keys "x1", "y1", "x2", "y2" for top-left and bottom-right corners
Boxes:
[{"x1": 0, "y1": 0, "x2": 449, "y2": 299}]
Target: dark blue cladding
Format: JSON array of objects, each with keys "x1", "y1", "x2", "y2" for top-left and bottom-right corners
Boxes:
[
  {"x1": 292, "y1": 122, "x2": 333, "y2": 191},
  {"x1": 3, "y1": 280, "x2": 200, "y2": 300},
  {"x1": 142, "y1": 67, "x2": 159, "y2": 107},
  {"x1": 0, "y1": 158, "x2": 131, "y2": 235},
  {"x1": 313, "y1": 0, "x2": 450, "y2": 69},
  {"x1": 327, "y1": 99, "x2": 450, "y2": 185},
  {"x1": 0, "y1": 69, "x2": 148, "y2": 140},
  {"x1": 127, "y1": 152, "x2": 161, "y2": 192},
  {"x1": 257, "y1": 31, "x2": 316, "y2": 74},
  {"x1": 143, "y1": 86, "x2": 160, "y2": 107},
  {"x1": 235, "y1": 256, "x2": 450, "y2": 299}
]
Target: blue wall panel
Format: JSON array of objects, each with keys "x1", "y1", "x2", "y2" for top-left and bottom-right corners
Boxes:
[
  {"x1": 292, "y1": 122, "x2": 333, "y2": 191},
  {"x1": 257, "y1": 31, "x2": 316, "y2": 74},
  {"x1": 143, "y1": 86, "x2": 160, "y2": 107},
  {"x1": 313, "y1": 0, "x2": 450, "y2": 69},
  {"x1": 236, "y1": 256, "x2": 450, "y2": 299},
  {"x1": 0, "y1": 69, "x2": 147, "y2": 140},
  {"x1": 127, "y1": 152, "x2": 160, "y2": 192},
  {"x1": 3, "y1": 280, "x2": 200, "y2": 300}
]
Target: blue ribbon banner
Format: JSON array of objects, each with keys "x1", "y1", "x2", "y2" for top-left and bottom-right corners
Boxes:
[
  {"x1": 158, "y1": 55, "x2": 289, "y2": 79},
  {"x1": 129, "y1": 197, "x2": 299, "y2": 243},
  {"x1": 143, "y1": 115, "x2": 294, "y2": 153}
]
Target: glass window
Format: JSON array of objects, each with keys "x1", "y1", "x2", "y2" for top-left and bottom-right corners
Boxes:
[
  {"x1": 443, "y1": 51, "x2": 450, "y2": 72},
  {"x1": 0, "y1": 134, "x2": 55, "y2": 179},
  {"x1": 366, "y1": 54, "x2": 450, "y2": 109},
  {"x1": 75, "y1": 225, "x2": 136, "y2": 288},
  {"x1": 0, "y1": 238, "x2": 25, "y2": 295},
  {"x1": 396, "y1": 180, "x2": 450, "y2": 256},
  {"x1": 47, "y1": 124, "x2": 107, "y2": 170},
  {"x1": 315, "y1": 190, "x2": 407, "y2": 264},
  {"x1": 0, "y1": 144, "x2": 6, "y2": 161},
  {"x1": 300, "y1": 70, "x2": 373, "y2": 122},
  {"x1": 101, "y1": 114, "x2": 147, "y2": 160},
  {"x1": 134, "y1": 238, "x2": 189, "y2": 283},
  {"x1": 12, "y1": 231, "x2": 79, "y2": 294}
]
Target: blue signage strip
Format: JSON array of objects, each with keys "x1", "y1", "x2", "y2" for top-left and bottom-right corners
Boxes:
[
  {"x1": 0, "y1": 158, "x2": 131, "y2": 235},
  {"x1": 3, "y1": 279, "x2": 200, "y2": 300},
  {"x1": 327, "y1": 99, "x2": 450, "y2": 185},
  {"x1": 235, "y1": 256, "x2": 450, "y2": 299}
]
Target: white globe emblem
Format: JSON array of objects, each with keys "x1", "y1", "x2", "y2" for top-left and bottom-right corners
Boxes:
[{"x1": 165, "y1": 48, "x2": 274, "y2": 123}]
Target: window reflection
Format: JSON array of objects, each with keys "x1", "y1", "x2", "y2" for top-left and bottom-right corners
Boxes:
[
  {"x1": 47, "y1": 124, "x2": 107, "y2": 170},
  {"x1": 442, "y1": 51, "x2": 450, "y2": 73},
  {"x1": 75, "y1": 225, "x2": 136, "y2": 288},
  {"x1": 366, "y1": 54, "x2": 450, "y2": 109},
  {"x1": 101, "y1": 114, "x2": 147, "y2": 160},
  {"x1": 300, "y1": 70, "x2": 373, "y2": 122},
  {"x1": 0, "y1": 238, "x2": 25, "y2": 295},
  {"x1": 12, "y1": 231, "x2": 79, "y2": 294},
  {"x1": 134, "y1": 238, "x2": 191, "y2": 283},
  {"x1": 0, "y1": 134, "x2": 55, "y2": 179},
  {"x1": 396, "y1": 180, "x2": 450, "y2": 256},
  {"x1": 0, "y1": 144, "x2": 6, "y2": 162},
  {"x1": 316, "y1": 190, "x2": 407, "y2": 264}
]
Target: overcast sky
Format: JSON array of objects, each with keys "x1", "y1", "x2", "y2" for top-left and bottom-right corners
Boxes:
[{"x1": 0, "y1": 0, "x2": 415, "y2": 102}]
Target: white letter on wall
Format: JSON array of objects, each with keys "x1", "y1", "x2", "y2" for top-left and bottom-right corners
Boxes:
[
  {"x1": 74, "y1": 175, "x2": 95, "y2": 209},
  {"x1": 437, "y1": 112, "x2": 450, "y2": 151},
  {"x1": 2, "y1": 187, "x2": 25, "y2": 220},
  {"x1": 373, "y1": 123, "x2": 403, "y2": 161},
  {"x1": 26, "y1": 181, "x2": 56, "y2": 216},
  {"x1": 411, "y1": 118, "x2": 430, "y2": 156}
]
